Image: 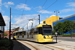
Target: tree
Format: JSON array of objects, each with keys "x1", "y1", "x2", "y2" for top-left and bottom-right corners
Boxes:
[
  {"x1": 53, "y1": 20, "x2": 75, "y2": 35},
  {"x1": 4, "y1": 33, "x2": 8, "y2": 36},
  {"x1": 54, "y1": 22, "x2": 64, "y2": 34}
]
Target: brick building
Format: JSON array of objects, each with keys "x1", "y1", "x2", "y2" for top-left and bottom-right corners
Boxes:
[{"x1": 4, "y1": 30, "x2": 13, "y2": 38}]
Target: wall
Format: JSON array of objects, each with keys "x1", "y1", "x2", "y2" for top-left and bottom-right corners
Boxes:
[
  {"x1": 43, "y1": 16, "x2": 59, "y2": 28},
  {"x1": 3, "y1": 31, "x2": 13, "y2": 38},
  {"x1": 53, "y1": 15, "x2": 75, "y2": 34}
]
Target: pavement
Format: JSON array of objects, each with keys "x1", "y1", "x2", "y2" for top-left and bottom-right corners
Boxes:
[
  {"x1": 12, "y1": 40, "x2": 31, "y2": 50},
  {"x1": 12, "y1": 37, "x2": 75, "y2": 50}
]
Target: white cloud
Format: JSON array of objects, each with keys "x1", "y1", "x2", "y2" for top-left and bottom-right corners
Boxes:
[
  {"x1": 59, "y1": 14, "x2": 72, "y2": 18},
  {"x1": 3, "y1": 15, "x2": 10, "y2": 30},
  {"x1": 3, "y1": 16, "x2": 9, "y2": 25},
  {"x1": 3, "y1": 2, "x2": 14, "y2": 8},
  {"x1": 38, "y1": 10, "x2": 53, "y2": 14},
  {"x1": 35, "y1": 6, "x2": 42, "y2": 10},
  {"x1": 16, "y1": 4, "x2": 31, "y2": 10},
  {"x1": 60, "y1": 8, "x2": 75, "y2": 13},
  {"x1": 0, "y1": 0, "x2": 2, "y2": 6},
  {"x1": 8, "y1": 2, "x2": 14, "y2": 5},
  {"x1": 14, "y1": 14, "x2": 39, "y2": 30},
  {"x1": 40, "y1": 21, "x2": 43, "y2": 24},
  {"x1": 67, "y1": 2, "x2": 75, "y2": 7}
]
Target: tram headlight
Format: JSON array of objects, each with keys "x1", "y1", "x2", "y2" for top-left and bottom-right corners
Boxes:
[{"x1": 44, "y1": 36, "x2": 46, "y2": 39}]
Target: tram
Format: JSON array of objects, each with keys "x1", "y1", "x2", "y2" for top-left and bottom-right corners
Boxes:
[{"x1": 13, "y1": 24, "x2": 53, "y2": 43}]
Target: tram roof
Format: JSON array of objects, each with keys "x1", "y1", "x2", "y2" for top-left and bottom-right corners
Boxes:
[{"x1": 35, "y1": 24, "x2": 50, "y2": 28}]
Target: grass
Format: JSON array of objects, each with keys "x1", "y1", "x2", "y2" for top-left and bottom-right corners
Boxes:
[{"x1": 59, "y1": 33, "x2": 75, "y2": 36}]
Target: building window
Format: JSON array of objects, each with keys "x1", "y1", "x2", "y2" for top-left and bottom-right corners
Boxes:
[{"x1": 0, "y1": 26, "x2": 3, "y2": 31}]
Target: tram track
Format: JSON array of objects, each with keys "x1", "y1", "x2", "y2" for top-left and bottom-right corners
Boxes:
[
  {"x1": 17, "y1": 40, "x2": 66, "y2": 50},
  {"x1": 42, "y1": 44, "x2": 64, "y2": 50},
  {"x1": 17, "y1": 40, "x2": 40, "y2": 50}
]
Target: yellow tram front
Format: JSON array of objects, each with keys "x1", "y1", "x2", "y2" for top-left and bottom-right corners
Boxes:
[{"x1": 35, "y1": 24, "x2": 53, "y2": 43}]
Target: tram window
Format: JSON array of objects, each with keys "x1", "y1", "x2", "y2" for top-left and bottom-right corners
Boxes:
[
  {"x1": 21, "y1": 33, "x2": 24, "y2": 38},
  {"x1": 38, "y1": 27, "x2": 43, "y2": 34}
]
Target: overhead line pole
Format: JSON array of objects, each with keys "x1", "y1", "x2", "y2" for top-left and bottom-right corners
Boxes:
[
  {"x1": 9, "y1": 7, "x2": 11, "y2": 40},
  {"x1": 38, "y1": 14, "x2": 40, "y2": 24}
]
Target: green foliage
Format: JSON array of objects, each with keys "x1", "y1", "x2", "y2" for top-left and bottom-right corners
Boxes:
[
  {"x1": 0, "y1": 38, "x2": 14, "y2": 50},
  {"x1": 61, "y1": 33, "x2": 75, "y2": 36},
  {"x1": 4, "y1": 33, "x2": 8, "y2": 36},
  {"x1": 53, "y1": 20, "x2": 75, "y2": 34}
]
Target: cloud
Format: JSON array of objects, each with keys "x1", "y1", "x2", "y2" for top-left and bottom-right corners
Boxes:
[
  {"x1": 0, "y1": 0, "x2": 2, "y2": 6},
  {"x1": 35, "y1": 6, "x2": 42, "y2": 10},
  {"x1": 59, "y1": 14, "x2": 72, "y2": 18},
  {"x1": 3, "y1": 2, "x2": 14, "y2": 8},
  {"x1": 38, "y1": 10, "x2": 53, "y2": 14},
  {"x1": 7, "y1": 2, "x2": 14, "y2": 5},
  {"x1": 3, "y1": 15, "x2": 10, "y2": 30},
  {"x1": 67, "y1": 2, "x2": 75, "y2": 7},
  {"x1": 60, "y1": 8, "x2": 75, "y2": 13},
  {"x1": 3, "y1": 15, "x2": 10, "y2": 25},
  {"x1": 16, "y1": 4, "x2": 31, "y2": 10},
  {"x1": 40, "y1": 21, "x2": 43, "y2": 24},
  {"x1": 14, "y1": 14, "x2": 39, "y2": 30}
]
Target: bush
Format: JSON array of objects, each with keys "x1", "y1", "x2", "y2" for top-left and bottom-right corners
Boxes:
[
  {"x1": 0, "y1": 38, "x2": 14, "y2": 50},
  {"x1": 4, "y1": 33, "x2": 8, "y2": 36}
]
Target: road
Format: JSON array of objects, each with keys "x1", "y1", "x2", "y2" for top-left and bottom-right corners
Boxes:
[{"x1": 53, "y1": 37, "x2": 75, "y2": 42}]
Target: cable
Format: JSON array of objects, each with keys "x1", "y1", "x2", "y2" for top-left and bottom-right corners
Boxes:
[
  {"x1": 33, "y1": 0, "x2": 47, "y2": 19},
  {"x1": 45, "y1": 0, "x2": 57, "y2": 10},
  {"x1": 33, "y1": 0, "x2": 58, "y2": 25},
  {"x1": 40, "y1": 0, "x2": 47, "y2": 10},
  {"x1": 42, "y1": 0, "x2": 47, "y2": 8},
  {"x1": 21, "y1": 0, "x2": 27, "y2": 16}
]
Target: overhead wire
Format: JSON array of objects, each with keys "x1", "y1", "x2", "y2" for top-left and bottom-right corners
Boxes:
[
  {"x1": 33, "y1": 0, "x2": 58, "y2": 25},
  {"x1": 33, "y1": 0, "x2": 47, "y2": 19},
  {"x1": 39, "y1": 0, "x2": 58, "y2": 15},
  {"x1": 21, "y1": 0, "x2": 27, "y2": 16},
  {"x1": 45, "y1": 0, "x2": 57, "y2": 10}
]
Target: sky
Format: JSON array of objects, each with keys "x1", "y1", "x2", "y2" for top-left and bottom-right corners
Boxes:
[{"x1": 0, "y1": 0, "x2": 75, "y2": 31}]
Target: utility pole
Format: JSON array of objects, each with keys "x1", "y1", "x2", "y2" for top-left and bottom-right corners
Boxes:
[
  {"x1": 9, "y1": 7, "x2": 11, "y2": 40},
  {"x1": 28, "y1": 19, "x2": 33, "y2": 29},
  {"x1": 38, "y1": 14, "x2": 40, "y2": 24}
]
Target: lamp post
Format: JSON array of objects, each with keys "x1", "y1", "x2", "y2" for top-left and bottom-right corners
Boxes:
[
  {"x1": 54, "y1": 11, "x2": 60, "y2": 43},
  {"x1": 55, "y1": 32, "x2": 58, "y2": 43}
]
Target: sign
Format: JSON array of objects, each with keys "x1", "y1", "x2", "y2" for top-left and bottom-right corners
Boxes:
[{"x1": 43, "y1": 25, "x2": 51, "y2": 28}]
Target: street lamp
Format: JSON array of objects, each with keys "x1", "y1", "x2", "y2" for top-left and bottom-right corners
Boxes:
[
  {"x1": 55, "y1": 32, "x2": 58, "y2": 43},
  {"x1": 54, "y1": 11, "x2": 60, "y2": 43}
]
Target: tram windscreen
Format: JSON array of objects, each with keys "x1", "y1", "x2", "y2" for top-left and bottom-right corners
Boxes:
[
  {"x1": 43, "y1": 29, "x2": 52, "y2": 35},
  {"x1": 43, "y1": 25, "x2": 52, "y2": 35}
]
